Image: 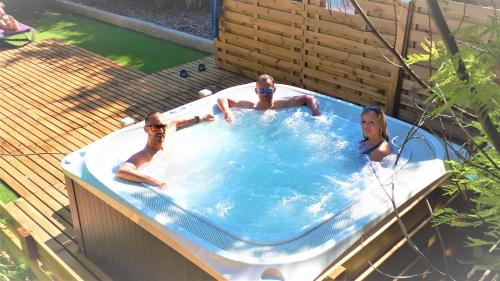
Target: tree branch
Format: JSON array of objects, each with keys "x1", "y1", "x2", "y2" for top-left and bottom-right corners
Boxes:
[
  {"x1": 349, "y1": 0, "x2": 500, "y2": 153},
  {"x1": 426, "y1": 0, "x2": 500, "y2": 153}
]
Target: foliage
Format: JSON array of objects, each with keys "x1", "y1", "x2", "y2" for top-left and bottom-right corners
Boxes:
[
  {"x1": 407, "y1": 19, "x2": 500, "y2": 272},
  {"x1": 0, "y1": 220, "x2": 35, "y2": 281},
  {"x1": 408, "y1": 23, "x2": 500, "y2": 118}
]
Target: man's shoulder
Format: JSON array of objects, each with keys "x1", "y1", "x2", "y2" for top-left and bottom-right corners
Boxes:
[
  {"x1": 233, "y1": 99, "x2": 257, "y2": 108},
  {"x1": 126, "y1": 149, "x2": 152, "y2": 165},
  {"x1": 272, "y1": 96, "x2": 299, "y2": 107}
]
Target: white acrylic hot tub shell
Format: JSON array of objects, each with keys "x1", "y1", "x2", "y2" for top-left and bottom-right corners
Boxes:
[{"x1": 62, "y1": 83, "x2": 449, "y2": 281}]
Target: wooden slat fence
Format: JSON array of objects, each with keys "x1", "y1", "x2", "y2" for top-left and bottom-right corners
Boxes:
[
  {"x1": 215, "y1": 0, "x2": 408, "y2": 109},
  {"x1": 302, "y1": 0, "x2": 404, "y2": 110},
  {"x1": 215, "y1": 0, "x2": 305, "y2": 84},
  {"x1": 215, "y1": 0, "x2": 499, "y2": 141}
]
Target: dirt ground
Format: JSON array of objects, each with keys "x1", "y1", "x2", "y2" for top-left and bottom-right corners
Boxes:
[{"x1": 69, "y1": 0, "x2": 212, "y2": 38}]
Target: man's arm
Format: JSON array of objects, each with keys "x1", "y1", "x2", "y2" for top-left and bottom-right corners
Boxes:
[
  {"x1": 172, "y1": 113, "x2": 215, "y2": 130},
  {"x1": 116, "y1": 153, "x2": 167, "y2": 189},
  {"x1": 217, "y1": 97, "x2": 235, "y2": 123},
  {"x1": 277, "y1": 95, "x2": 321, "y2": 116},
  {"x1": 116, "y1": 152, "x2": 166, "y2": 189},
  {"x1": 217, "y1": 97, "x2": 255, "y2": 123},
  {"x1": 117, "y1": 162, "x2": 167, "y2": 189}
]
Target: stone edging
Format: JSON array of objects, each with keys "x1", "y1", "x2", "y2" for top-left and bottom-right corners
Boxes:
[{"x1": 53, "y1": 0, "x2": 214, "y2": 53}]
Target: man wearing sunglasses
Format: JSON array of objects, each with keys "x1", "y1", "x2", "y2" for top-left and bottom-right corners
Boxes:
[
  {"x1": 217, "y1": 74, "x2": 321, "y2": 123},
  {"x1": 116, "y1": 112, "x2": 214, "y2": 189}
]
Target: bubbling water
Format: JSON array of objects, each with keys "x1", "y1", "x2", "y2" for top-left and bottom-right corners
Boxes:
[{"x1": 139, "y1": 108, "x2": 436, "y2": 239}]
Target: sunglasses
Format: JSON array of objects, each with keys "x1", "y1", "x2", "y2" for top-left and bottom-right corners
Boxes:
[
  {"x1": 258, "y1": 88, "x2": 274, "y2": 95},
  {"x1": 362, "y1": 105, "x2": 382, "y2": 113},
  {"x1": 146, "y1": 124, "x2": 167, "y2": 131}
]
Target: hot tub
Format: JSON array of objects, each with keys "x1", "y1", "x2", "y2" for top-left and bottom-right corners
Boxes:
[{"x1": 62, "y1": 83, "x2": 449, "y2": 281}]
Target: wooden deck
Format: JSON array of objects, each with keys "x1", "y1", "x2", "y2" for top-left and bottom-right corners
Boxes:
[
  {"x1": 0, "y1": 40, "x2": 470, "y2": 281},
  {"x1": 0, "y1": 39, "x2": 251, "y2": 280}
]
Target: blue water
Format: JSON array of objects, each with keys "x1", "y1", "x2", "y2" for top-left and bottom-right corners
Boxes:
[{"x1": 141, "y1": 108, "x2": 365, "y2": 239}]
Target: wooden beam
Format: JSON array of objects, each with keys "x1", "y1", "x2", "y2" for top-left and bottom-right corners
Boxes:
[
  {"x1": 315, "y1": 174, "x2": 451, "y2": 281},
  {"x1": 386, "y1": 2, "x2": 413, "y2": 116},
  {"x1": 17, "y1": 227, "x2": 38, "y2": 261}
]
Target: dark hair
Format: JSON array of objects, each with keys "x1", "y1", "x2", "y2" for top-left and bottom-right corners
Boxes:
[
  {"x1": 144, "y1": 112, "x2": 160, "y2": 125},
  {"x1": 361, "y1": 105, "x2": 389, "y2": 141}
]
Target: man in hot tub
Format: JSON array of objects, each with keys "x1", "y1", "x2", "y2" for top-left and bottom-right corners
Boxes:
[
  {"x1": 217, "y1": 74, "x2": 321, "y2": 123},
  {"x1": 116, "y1": 112, "x2": 214, "y2": 189}
]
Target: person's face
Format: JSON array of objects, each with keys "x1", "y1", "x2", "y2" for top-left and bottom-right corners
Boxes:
[
  {"x1": 255, "y1": 78, "x2": 275, "y2": 102},
  {"x1": 145, "y1": 113, "x2": 167, "y2": 143},
  {"x1": 361, "y1": 111, "x2": 381, "y2": 139}
]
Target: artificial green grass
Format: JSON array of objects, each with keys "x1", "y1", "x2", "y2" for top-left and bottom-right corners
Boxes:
[
  {"x1": 0, "y1": 181, "x2": 18, "y2": 204},
  {"x1": 3, "y1": 0, "x2": 209, "y2": 74}
]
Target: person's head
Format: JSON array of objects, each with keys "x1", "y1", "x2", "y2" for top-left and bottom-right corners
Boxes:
[
  {"x1": 144, "y1": 112, "x2": 168, "y2": 145},
  {"x1": 361, "y1": 105, "x2": 389, "y2": 141},
  {"x1": 255, "y1": 74, "x2": 275, "y2": 103}
]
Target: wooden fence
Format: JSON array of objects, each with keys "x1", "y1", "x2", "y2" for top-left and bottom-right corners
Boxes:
[
  {"x1": 214, "y1": 0, "x2": 498, "y2": 140},
  {"x1": 397, "y1": 0, "x2": 497, "y2": 139}
]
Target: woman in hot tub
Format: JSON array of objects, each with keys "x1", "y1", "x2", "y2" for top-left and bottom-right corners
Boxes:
[{"x1": 360, "y1": 105, "x2": 391, "y2": 161}]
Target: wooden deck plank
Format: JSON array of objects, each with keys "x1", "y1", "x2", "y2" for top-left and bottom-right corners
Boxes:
[
  {"x1": 0, "y1": 149, "x2": 66, "y2": 200},
  {"x1": 0, "y1": 119, "x2": 84, "y2": 197},
  {"x1": 3, "y1": 200, "x2": 100, "y2": 281},
  {"x1": 0, "y1": 161, "x2": 73, "y2": 230},
  {"x1": 0, "y1": 61, "x2": 129, "y2": 127},
  {"x1": 1, "y1": 45, "x2": 179, "y2": 118},
  {"x1": 15, "y1": 199, "x2": 76, "y2": 250},
  {"x1": 157, "y1": 57, "x2": 252, "y2": 88},
  {"x1": 0, "y1": 40, "x2": 253, "y2": 280},
  {"x1": 2, "y1": 84, "x2": 117, "y2": 135},
  {"x1": 0, "y1": 111, "x2": 87, "y2": 160},
  {"x1": 0, "y1": 90, "x2": 83, "y2": 135},
  {"x1": 34, "y1": 44, "x2": 187, "y2": 108},
  {"x1": 5, "y1": 58, "x2": 158, "y2": 115},
  {"x1": 0, "y1": 150, "x2": 64, "y2": 199}
]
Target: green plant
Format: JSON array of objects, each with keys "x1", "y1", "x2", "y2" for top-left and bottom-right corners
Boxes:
[
  {"x1": 0, "y1": 221, "x2": 35, "y2": 281},
  {"x1": 407, "y1": 18, "x2": 499, "y2": 273}
]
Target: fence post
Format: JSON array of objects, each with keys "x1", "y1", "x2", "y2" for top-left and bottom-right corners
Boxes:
[
  {"x1": 211, "y1": 0, "x2": 221, "y2": 38},
  {"x1": 385, "y1": 1, "x2": 414, "y2": 116}
]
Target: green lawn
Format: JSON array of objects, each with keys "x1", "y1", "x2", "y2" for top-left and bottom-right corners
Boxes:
[
  {"x1": 3, "y1": 0, "x2": 209, "y2": 74},
  {"x1": 0, "y1": 181, "x2": 17, "y2": 204}
]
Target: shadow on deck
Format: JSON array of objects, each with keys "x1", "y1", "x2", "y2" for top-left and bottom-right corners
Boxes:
[{"x1": 0, "y1": 39, "x2": 251, "y2": 280}]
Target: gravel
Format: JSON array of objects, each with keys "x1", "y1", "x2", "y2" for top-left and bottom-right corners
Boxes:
[{"x1": 68, "y1": 0, "x2": 212, "y2": 39}]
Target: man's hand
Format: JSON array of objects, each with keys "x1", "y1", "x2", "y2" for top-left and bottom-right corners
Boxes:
[
  {"x1": 305, "y1": 95, "x2": 321, "y2": 116},
  {"x1": 223, "y1": 112, "x2": 234, "y2": 123},
  {"x1": 149, "y1": 177, "x2": 167, "y2": 190},
  {"x1": 200, "y1": 113, "x2": 215, "y2": 122},
  {"x1": 157, "y1": 182, "x2": 167, "y2": 190}
]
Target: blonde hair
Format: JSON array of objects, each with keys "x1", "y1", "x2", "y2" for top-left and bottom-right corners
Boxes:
[{"x1": 361, "y1": 106, "x2": 389, "y2": 141}]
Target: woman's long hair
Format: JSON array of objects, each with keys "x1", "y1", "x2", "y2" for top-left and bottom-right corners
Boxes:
[{"x1": 361, "y1": 105, "x2": 389, "y2": 142}]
